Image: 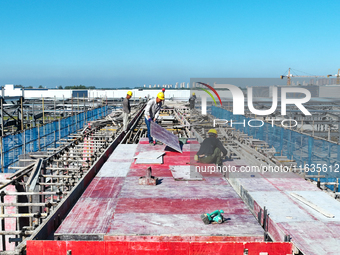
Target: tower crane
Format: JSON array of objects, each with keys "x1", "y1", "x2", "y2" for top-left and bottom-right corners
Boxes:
[
  {"x1": 280, "y1": 68, "x2": 325, "y2": 85},
  {"x1": 327, "y1": 69, "x2": 340, "y2": 85}
]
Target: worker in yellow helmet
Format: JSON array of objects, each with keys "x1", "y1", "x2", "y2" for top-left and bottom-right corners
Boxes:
[
  {"x1": 189, "y1": 92, "x2": 197, "y2": 110},
  {"x1": 122, "y1": 91, "x2": 132, "y2": 131},
  {"x1": 194, "y1": 129, "x2": 227, "y2": 166},
  {"x1": 145, "y1": 92, "x2": 164, "y2": 145}
]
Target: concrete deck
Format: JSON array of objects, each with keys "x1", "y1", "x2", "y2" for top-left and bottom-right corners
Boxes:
[
  {"x1": 55, "y1": 140, "x2": 265, "y2": 242},
  {"x1": 226, "y1": 160, "x2": 340, "y2": 255}
]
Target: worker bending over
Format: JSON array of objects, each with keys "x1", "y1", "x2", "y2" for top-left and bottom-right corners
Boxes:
[
  {"x1": 195, "y1": 129, "x2": 227, "y2": 166},
  {"x1": 145, "y1": 92, "x2": 164, "y2": 145},
  {"x1": 123, "y1": 91, "x2": 132, "y2": 131}
]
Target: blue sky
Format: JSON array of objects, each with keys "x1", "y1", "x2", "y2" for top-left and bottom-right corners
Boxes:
[{"x1": 1, "y1": 0, "x2": 339, "y2": 88}]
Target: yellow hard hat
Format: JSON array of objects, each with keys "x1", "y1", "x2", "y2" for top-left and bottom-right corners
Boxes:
[
  {"x1": 208, "y1": 129, "x2": 217, "y2": 135},
  {"x1": 157, "y1": 92, "x2": 164, "y2": 100},
  {"x1": 127, "y1": 91, "x2": 132, "y2": 96},
  {"x1": 192, "y1": 92, "x2": 195, "y2": 95}
]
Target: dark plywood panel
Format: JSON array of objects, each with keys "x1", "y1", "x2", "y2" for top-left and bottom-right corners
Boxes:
[{"x1": 150, "y1": 121, "x2": 182, "y2": 153}]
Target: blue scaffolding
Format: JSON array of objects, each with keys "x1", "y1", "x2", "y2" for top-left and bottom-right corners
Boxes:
[
  {"x1": 0, "y1": 106, "x2": 107, "y2": 173},
  {"x1": 211, "y1": 106, "x2": 340, "y2": 189}
]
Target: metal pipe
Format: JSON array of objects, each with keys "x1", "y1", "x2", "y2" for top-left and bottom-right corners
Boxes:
[
  {"x1": 77, "y1": 93, "x2": 79, "y2": 115},
  {"x1": 20, "y1": 96, "x2": 24, "y2": 130},
  {"x1": 0, "y1": 137, "x2": 3, "y2": 173},
  {"x1": 54, "y1": 96, "x2": 56, "y2": 120},
  {"x1": 0, "y1": 230, "x2": 34, "y2": 235},
  {"x1": 42, "y1": 97, "x2": 45, "y2": 125},
  {"x1": 3, "y1": 192, "x2": 65, "y2": 196},
  {"x1": 38, "y1": 122, "x2": 41, "y2": 151},
  {"x1": 37, "y1": 183, "x2": 68, "y2": 186},
  {"x1": 23, "y1": 130, "x2": 26, "y2": 155},
  {"x1": 45, "y1": 167, "x2": 82, "y2": 171},
  {"x1": 0, "y1": 213, "x2": 48, "y2": 218},
  {"x1": 1, "y1": 92, "x2": 4, "y2": 136},
  {"x1": 1, "y1": 191, "x2": 6, "y2": 250},
  {"x1": 0, "y1": 203, "x2": 56, "y2": 207},
  {"x1": 63, "y1": 95, "x2": 65, "y2": 117}
]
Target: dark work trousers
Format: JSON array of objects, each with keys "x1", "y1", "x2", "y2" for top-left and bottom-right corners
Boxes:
[
  {"x1": 198, "y1": 147, "x2": 222, "y2": 165},
  {"x1": 145, "y1": 117, "x2": 153, "y2": 143}
]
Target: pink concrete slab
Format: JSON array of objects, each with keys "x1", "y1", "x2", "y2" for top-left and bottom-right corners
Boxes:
[
  {"x1": 125, "y1": 176, "x2": 225, "y2": 187},
  {"x1": 106, "y1": 144, "x2": 138, "y2": 163},
  {"x1": 325, "y1": 222, "x2": 340, "y2": 237},
  {"x1": 135, "y1": 144, "x2": 167, "y2": 153},
  {"x1": 277, "y1": 221, "x2": 340, "y2": 255},
  {"x1": 187, "y1": 140, "x2": 199, "y2": 144},
  {"x1": 233, "y1": 178, "x2": 278, "y2": 192},
  {"x1": 154, "y1": 176, "x2": 228, "y2": 186},
  {"x1": 200, "y1": 172, "x2": 224, "y2": 177},
  {"x1": 139, "y1": 138, "x2": 149, "y2": 144},
  {"x1": 130, "y1": 157, "x2": 192, "y2": 170},
  {"x1": 261, "y1": 171, "x2": 299, "y2": 178},
  {"x1": 266, "y1": 216, "x2": 287, "y2": 242},
  {"x1": 161, "y1": 151, "x2": 191, "y2": 157},
  {"x1": 163, "y1": 156, "x2": 191, "y2": 165},
  {"x1": 128, "y1": 176, "x2": 223, "y2": 186},
  {"x1": 202, "y1": 177, "x2": 229, "y2": 185},
  {"x1": 106, "y1": 213, "x2": 264, "y2": 239},
  {"x1": 55, "y1": 198, "x2": 117, "y2": 235},
  {"x1": 107, "y1": 157, "x2": 134, "y2": 163},
  {"x1": 264, "y1": 177, "x2": 320, "y2": 191},
  {"x1": 183, "y1": 144, "x2": 200, "y2": 152},
  {"x1": 82, "y1": 177, "x2": 125, "y2": 199},
  {"x1": 114, "y1": 198, "x2": 253, "y2": 215},
  {"x1": 192, "y1": 162, "x2": 219, "y2": 167},
  {"x1": 127, "y1": 167, "x2": 173, "y2": 177},
  {"x1": 119, "y1": 177, "x2": 239, "y2": 199}
]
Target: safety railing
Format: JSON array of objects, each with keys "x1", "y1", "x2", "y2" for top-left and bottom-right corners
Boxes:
[{"x1": 0, "y1": 106, "x2": 108, "y2": 173}]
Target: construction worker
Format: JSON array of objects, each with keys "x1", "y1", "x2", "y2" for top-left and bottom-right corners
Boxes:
[
  {"x1": 122, "y1": 91, "x2": 132, "y2": 131},
  {"x1": 195, "y1": 129, "x2": 227, "y2": 166},
  {"x1": 162, "y1": 88, "x2": 165, "y2": 103},
  {"x1": 189, "y1": 92, "x2": 196, "y2": 110},
  {"x1": 145, "y1": 92, "x2": 164, "y2": 145}
]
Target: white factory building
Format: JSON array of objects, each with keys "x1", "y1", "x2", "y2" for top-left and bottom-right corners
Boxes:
[{"x1": 1, "y1": 84, "x2": 191, "y2": 100}]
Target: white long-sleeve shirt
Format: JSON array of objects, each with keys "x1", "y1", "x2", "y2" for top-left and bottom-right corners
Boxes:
[{"x1": 144, "y1": 99, "x2": 162, "y2": 120}]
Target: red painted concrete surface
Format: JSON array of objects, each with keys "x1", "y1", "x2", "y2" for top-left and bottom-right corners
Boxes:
[
  {"x1": 28, "y1": 140, "x2": 294, "y2": 254},
  {"x1": 27, "y1": 240, "x2": 292, "y2": 255},
  {"x1": 55, "y1": 141, "x2": 265, "y2": 242}
]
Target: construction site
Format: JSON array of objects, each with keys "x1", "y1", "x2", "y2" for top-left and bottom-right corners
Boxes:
[{"x1": 0, "y1": 82, "x2": 340, "y2": 255}]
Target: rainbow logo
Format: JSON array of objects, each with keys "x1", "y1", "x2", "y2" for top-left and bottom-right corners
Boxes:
[{"x1": 197, "y1": 82, "x2": 222, "y2": 106}]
